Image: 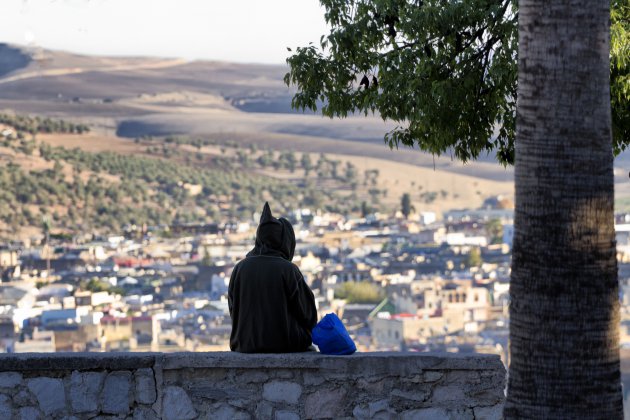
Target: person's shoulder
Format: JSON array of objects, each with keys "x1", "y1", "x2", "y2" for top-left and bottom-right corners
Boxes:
[
  {"x1": 232, "y1": 257, "x2": 250, "y2": 271},
  {"x1": 245, "y1": 255, "x2": 299, "y2": 273},
  {"x1": 289, "y1": 262, "x2": 304, "y2": 277},
  {"x1": 237, "y1": 255, "x2": 292, "y2": 267}
]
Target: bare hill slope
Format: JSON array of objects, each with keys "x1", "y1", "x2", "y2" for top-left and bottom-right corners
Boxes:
[{"x1": 20, "y1": 46, "x2": 630, "y2": 216}]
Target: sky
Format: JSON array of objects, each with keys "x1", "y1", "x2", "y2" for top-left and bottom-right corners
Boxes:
[{"x1": 0, "y1": 0, "x2": 330, "y2": 64}]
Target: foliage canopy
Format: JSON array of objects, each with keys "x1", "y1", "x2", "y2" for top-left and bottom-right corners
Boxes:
[
  {"x1": 285, "y1": 0, "x2": 630, "y2": 165},
  {"x1": 335, "y1": 281, "x2": 385, "y2": 303}
]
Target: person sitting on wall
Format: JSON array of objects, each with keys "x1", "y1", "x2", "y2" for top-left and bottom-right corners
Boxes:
[{"x1": 228, "y1": 202, "x2": 317, "y2": 353}]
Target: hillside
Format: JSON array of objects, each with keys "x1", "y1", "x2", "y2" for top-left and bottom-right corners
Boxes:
[
  {"x1": 0, "y1": 44, "x2": 566, "y2": 237},
  {"x1": 1, "y1": 44, "x2": 627, "y2": 185},
  {"x1": 0, "y1": 111, "x2": 515, "y2": 238},
  {"x1": 0, "y1": 45, "x2": 514, "y2": 178}
]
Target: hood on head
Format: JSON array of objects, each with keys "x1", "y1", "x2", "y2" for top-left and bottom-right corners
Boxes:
[{"x1": 247, "y1": 202, "x2": 296, "y2": 261}]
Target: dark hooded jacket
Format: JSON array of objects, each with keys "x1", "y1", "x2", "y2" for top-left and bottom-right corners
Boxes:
[{"x1": 228, "y1": 203, "x2": 317, "y2": 353}]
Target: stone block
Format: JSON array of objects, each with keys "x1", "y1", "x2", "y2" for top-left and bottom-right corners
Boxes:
[
  {"x1": 27, "y1": 377, "x2": 66, "y2": 417},
  {"x1": 275, "y1": 370, "x2": 294, "y2": 379},
  {"x1": 0, "y1": 394, "x2": 12, "y2": 418},
  {"x1": 275, "y1": 410, "x2": 300, "y2": 420},
  {"x1": 70, "y1": 370, "x2": 105, "y2": 414},
  {"x1": 255, "y1": 401, "x2": 273, "y2": 419},
  {"x1": 369, "y1": 399, "x2": 391, "y2": 417},
  {"x1": 263, "y1": 381, "x2": 302, "y2": 405},
  {"x1": 188, "y1": 384, "x2": 252, "y2": 400},
  {"x1": 372, "y1": 412, "x2": 397, "y2": 420},
  {"x1": 19, "y1": 406, "x2": 41, "y2": 420},
  {"x1": 133, "y1": 406, "x2": 159, "y2": 420},
  {"x1": 352, "y1": 404, "x2": 370, "y2": 419},
  {"x1": 0, "y1": 372, "x2": 22, "y2": 388},
  {"x1": 356, "y1": 377, "x2": 390, "y2": 395},
  {"x1": 163, "y1": 386, "x2": 197, "y2": 420},
  {"x1": 474, "y1": 404, "x2": 504, "y2": 420},
  {"x1": 135, "y1": 368, "x2": 157, "y2": 405},
  {"x1": 101, "y1": 371, "x2": 132, "y2": 415},
  {"x1": 431, "y1": 385, "x2": 467, "y2": 403},
  {"x1": 403, "y1": 374, "x2": 425, "y2": 384},
  {"x1": 423, "y1": 371, "x2": 444, "y2": 382},
  {"x1": 469, "y1": 387, "x2": 505, "y2": 406},
  {"x1": 302, "y1": 372, "x2": 326, "y2": 386},
  {"x1": 238, "y1": 370, "x2": 269, "y2": 383},
  {"x1": 445, "y1": 370, "x2": 480, "y2": 384},
  {"x1": 391, "y1": 387, "x2": 430, "y2": 403},
  {"x1": 209, "y1": 403, "x2": 251, "y2": 420},
  {"x1": 304, "y1": 388, "x2": 347, "y2": 419},
  {"x1": 14, "y1": 389, "x2": 36, "y2": 407},
  {"x1": 401, "y1": 407, "x2": 474, "y2": 420}
]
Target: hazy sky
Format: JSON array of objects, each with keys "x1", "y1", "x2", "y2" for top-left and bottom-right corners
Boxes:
[{"x1": 1, "y1": 0, "x2": 330, "y2": 64}]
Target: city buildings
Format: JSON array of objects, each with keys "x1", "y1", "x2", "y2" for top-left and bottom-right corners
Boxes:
[{"x1": 0, "y1": 199, "x2": 625, "y2": 366}]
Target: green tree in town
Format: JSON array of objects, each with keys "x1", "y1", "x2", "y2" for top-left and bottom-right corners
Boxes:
[
  {"x1": 485, "y1": 219, "x2": 503, "y2": 245},
  {"x1": 400, "y1": 192, "x2": 413, "y2": 218},
  {"x1": 360, "y1": 201, "x2": 371, "y2": 218},
  {"x1": 335, "y1": 281, "x2": 384, "y2": 303},
  {"x1": 465, "y1": 247, "x2": 482, "y2": 268},
  {"x1": 201, "y1": 247, "x2": 213, "y2": 266}
]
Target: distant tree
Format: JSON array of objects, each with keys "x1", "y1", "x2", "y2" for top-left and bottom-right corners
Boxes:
[
  {"x1": 364, "y1": 169, "x2": 379, "y2": 186},
  {"x1": 200, "y1": 246, "x2": 213, "y2": 266},
  {"x1": 368, "y1": 188, "x2": 381, "y2": 205},
  {"x1": 316, "y1": 155, "x2": 333, "y2": 178},
  {"x1": 420, "y1": 191, "x2": 437, "y2": 204},
  {"x1": 466, "y1": 247, "x2": 482, "y2": 268},
  {"x1": 285, "y1": 151, "x2": 297, "y2": 173},
  {"x1": 334, "y1": 281, "x2": 384, "y2": 303},
  {"x1": 52, "y1": 160, "x2": 64, "y2": 180},
  {"x1": 330, "y1": 160, "x2": 340, "y2": 179},
  {"x1": 257, "y1": 150, "x2": 274, "y2": 168},
  {"x1": 344, "y1": 162, "x2": 357, "y2": 183},
  {"x1": 316, "y1": 153, "x2": 329, "y2": 174},
  {"x1": 236, "y1": 151, "x2": 250, "y2": 166},
  {"x1": 360, "y1": 201, "x2": 371, "y2": 218},
  {"x1": 19, "y1": 140, "x2": 36, "y2": 156},
  {"x1": 84, "y1": 278, "x2": 109, "y2": 293},
  {"x1": 400, "y1": 193, "x2": 414, "y2": 218},
  {"x1": 486, "y1": 219, "x2": 504, "y2": 245},
  {"x1": 301, "y1": 153, "x2": 313, "y2": 176}
]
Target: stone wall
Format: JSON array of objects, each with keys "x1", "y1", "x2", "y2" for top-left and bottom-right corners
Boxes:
[{"x1": 0, "y1": 352, "x2": 505, "y2": 419}]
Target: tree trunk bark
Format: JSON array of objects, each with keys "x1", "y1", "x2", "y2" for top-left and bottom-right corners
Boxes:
[{"x1": 506, "y1": 0, "x2": 622, "y2": 418}]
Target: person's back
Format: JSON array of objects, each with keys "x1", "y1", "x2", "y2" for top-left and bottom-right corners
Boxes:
[{"x1": 228, "y1": 202, "x2": 317, "y2": 353}]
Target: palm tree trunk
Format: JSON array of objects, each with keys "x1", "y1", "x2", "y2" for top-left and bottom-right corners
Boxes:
[{"x1": 506, "y1": 0, "x2": 622, "y2": 418}]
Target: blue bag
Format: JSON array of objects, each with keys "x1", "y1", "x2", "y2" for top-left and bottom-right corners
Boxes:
[{"x1": 312, "y1": 313, "x2": 357, "y2": 355}]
